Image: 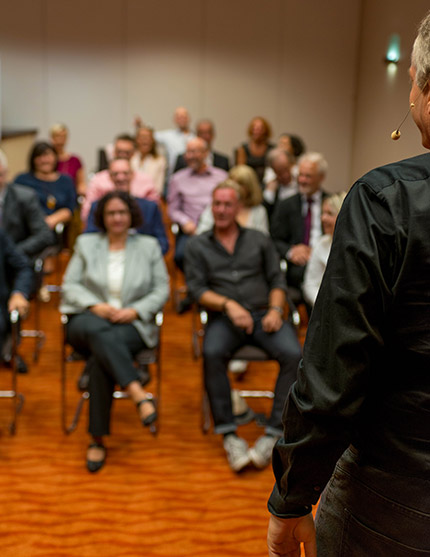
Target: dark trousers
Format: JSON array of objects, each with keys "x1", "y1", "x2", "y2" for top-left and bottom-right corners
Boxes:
[
  {"x1": 315, "y1": 446, "x2": 430, "y2": 555},
  {"x1": 203, "y1": 311, "x2": 302, "y2": 435},
  {"x1": 173, "y1": 232, "x2": 190, "y2": 272},
  {"x1": 66, "y1": 312, "x2": 146, "y2": 437}
]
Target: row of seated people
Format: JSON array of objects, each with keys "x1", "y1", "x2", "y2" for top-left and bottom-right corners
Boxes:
[
  {"x1": 6, "y1": 125, "x2": 329, "y2": 310},
  {"x1": 0, "y1": 122, "x2": 345, "y2": 474},
  {"x1": 0, "y1": 147, "x2": 344, "y2": 473}
]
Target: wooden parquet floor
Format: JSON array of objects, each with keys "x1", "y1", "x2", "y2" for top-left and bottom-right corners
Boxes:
[{"x1": 0, "y1": 251, "x2": 310, "y2": 557}]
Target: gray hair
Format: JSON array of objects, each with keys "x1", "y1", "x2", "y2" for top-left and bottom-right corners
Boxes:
[
  {"x1": 0, "y1": 149, "x2": 8, "y2": 169},
  {"x1": 298, "y1": 152, "x2": 328, "y2": 176},
  {"x1": 49, "y1": 122, "x2": 68, "y2": 135},
  {"x1": 213, "y1": 179, "x2": 242, "y2": 201},
  {"x1": 267, "y1": 148, "x2": 294, "y2": 168},
  {"x1": 412, "y1": 10, "x2": 430, "y2": 90}
]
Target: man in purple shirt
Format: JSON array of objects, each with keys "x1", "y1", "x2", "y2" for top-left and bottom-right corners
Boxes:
[{"x1": 167, "y1": 137, "x2": 228, "y2": 272}]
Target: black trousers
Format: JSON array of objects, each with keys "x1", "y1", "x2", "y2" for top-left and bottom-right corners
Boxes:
[
  {"x1": 203, "y1": 311, "x2": 302, "y2": 436},
  {"x1": 66, "y1": 312, "x2": 146, "y2": 436}
]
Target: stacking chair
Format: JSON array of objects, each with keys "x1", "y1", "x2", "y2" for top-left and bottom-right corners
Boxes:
[
  {"x1": 19, "y1": 251, "x2": 48, "y2": 363},
  {"x1": 20, "y1": 223, "x2": 67, "y2": 364},
  {"x1": 194, "y1": 298, "x2": 301, "y2": 434},
  {"x1": 61, "y1": 312, "x2": 163, "y2": 436},
  {"x1": 0, "y1": 310, "x2": 25, "y2": 434}
]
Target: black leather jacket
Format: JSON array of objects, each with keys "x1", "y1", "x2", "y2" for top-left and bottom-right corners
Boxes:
[{"x1": 269, "y1": 153, "x2": 430, "y2": 517}]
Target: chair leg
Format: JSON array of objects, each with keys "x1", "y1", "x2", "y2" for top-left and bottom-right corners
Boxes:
[{"x1": 201, "y1": 391, "x2": 211, "y2": 434}]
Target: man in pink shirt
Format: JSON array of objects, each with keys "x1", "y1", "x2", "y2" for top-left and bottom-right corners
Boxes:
[
  {"x1": 167, "y1": 137, "x2": 228, "y2": 271},
  {"x1": 81, "y1": 134, "x2": 159, "y2": 224}
]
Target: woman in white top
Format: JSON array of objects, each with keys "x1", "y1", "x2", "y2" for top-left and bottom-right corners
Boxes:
[
  {"x1": 130, "y1": 126, "x2": 167, "y2": 195},
  {"x1": 61, "y1": 191, "x2": 169, "y2": 472},
  {"x1": 197, "y1": 164, "x2": 269, "y2": 235},
  {"x1": 303, "y1": 192, "x2": 347, "y2": 307}
]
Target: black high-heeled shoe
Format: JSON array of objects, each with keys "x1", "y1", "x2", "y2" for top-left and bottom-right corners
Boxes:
[
  {"x1": 136, "y1": 398, "x2": 157, "y2": 427},
  {"x1": 86, "y1": 442, "x2": 106, "y2": 473}
]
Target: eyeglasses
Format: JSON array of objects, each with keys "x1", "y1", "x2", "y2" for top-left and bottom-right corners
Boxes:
[{"x1": 104, "y1": 210, "x2": 130, "y2": 217}]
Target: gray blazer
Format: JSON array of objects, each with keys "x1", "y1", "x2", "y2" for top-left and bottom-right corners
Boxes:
[{"x1": 60, "y1": 233, "x2": 169, "y2": 347}]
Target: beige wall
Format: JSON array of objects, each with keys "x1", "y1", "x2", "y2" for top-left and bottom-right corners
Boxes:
[
  {"x1": 352, "y1": 0, "x2": 430, "y2": 181},
  {"x1": 0, "y1": 0, "x2": 429, "y2": 190}
]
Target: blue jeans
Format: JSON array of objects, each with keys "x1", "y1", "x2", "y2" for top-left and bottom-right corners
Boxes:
[
  {"x1": 315, "y1": 446, "x2": 430, "y2": 556},
  {"x1": 203, "y1": 311, "x2": 301, "y2": 435}
]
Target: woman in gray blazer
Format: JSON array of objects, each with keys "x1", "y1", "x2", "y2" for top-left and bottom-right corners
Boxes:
[{"x1": 60, "y1": 191, "x2": 169, "y2": 472}]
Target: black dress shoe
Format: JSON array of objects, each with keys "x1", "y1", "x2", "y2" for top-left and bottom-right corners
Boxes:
[
  {"x1": 16, "y1": 355, "x2": 28, "y2": 374},
  {"x1": 86, "y1": 442, "x2": 106, "y2": 473}
]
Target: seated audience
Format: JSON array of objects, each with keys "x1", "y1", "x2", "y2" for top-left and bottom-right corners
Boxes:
[
  {"x1": 270, "y1": 152, "x2": 328, "y2": 296},
  {"x1": 152, "y1": 106, "x2": 195, "y2": 177},
  {"x1": 185, "y1": 181, "x2": 301, "y2": 472},
  {"x1": 197, "y1": 165, "x2": 268, "y2": 235},
  {"x1": 263, "y1": 149, "x2": 298, "y2": 220},
  {"x1": 85, "y1": 158, "x2": 169, "y2": 255},
  {"x1": 130, "y1": 126, "x2": 167, "y2": 196},
  {"x1": 235, "y1": 116, "x2": 274, "y2": 184},
  {"x1": 0, "y1": 150, "x2": 54, "y2": 259},
  {"x1": 303, "y1": 192, "x2": 346, "y2": 307},
  {"x1": 82, "y1": 134, "x2": 159, "y2": 224},
  {"x1": 167, "y1": 137, "x2": 228, "y2": 271},
  {"x1": 174, "y1": 119, "x2": 230, "y2": 173},
  {"x1": 60, "y1": 191, "x2": 169, "y2": 473},
  {"x1": 14, "y1": 142, "x2": 76, "y2": 231},
  {"x1": 50, "y1": 123, "x2": 86, "y2": 195},
  {"x1": 0, "y1": 229, "x2": 33, "y2": 358}
]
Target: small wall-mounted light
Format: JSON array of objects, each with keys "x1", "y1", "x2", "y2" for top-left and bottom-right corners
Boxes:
[{"x1": 385, "y1": 34, "x2": 400, "y2": 64}]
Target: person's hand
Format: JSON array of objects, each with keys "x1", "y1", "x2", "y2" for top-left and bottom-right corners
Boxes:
[
  {"x1": 89, "y1": 303, "x2": 116, "y2": 320},
  {"x1": 288, "y1": 244, "x2": 311, "y2": 266},
  {"x1": 181, "y1": 221, "x2": 197, "y2": 235},
  {"x1": 110, "y1": 308, "x2": 138, "y2": 324},
  {"x1": 262, "y1": 309, "x2": 283, "y2": 333},
  {"x1": 266, "y1": 179, "x2": 279, "y2": 193},
  {"x1": 8, "y1": 293, "x2": 29, "y2": 318},
  {"x1": 44, "y1": 214, "x2": 58, "y2": 230},
  {"x1": 225, "y1": 299, "x2": 254, "y2": 334},
  {"x1": 267, "y1": 514, "x2": 317, "y2": 557}
]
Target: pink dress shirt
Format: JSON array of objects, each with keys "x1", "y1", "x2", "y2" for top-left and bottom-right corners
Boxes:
[
  {"x1": 81, "y1": 170, "x2": 160, "y2": 223},
  {"x1": 167, "y1": 166, "x2": 228, "y2": 227}
]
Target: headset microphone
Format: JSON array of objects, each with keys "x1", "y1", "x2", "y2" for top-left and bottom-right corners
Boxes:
[{"x1": 391, "y1": 103, "x2": 415, "y2": 140}]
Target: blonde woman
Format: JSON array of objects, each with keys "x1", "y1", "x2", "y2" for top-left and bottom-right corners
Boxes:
[
  {"x1": 303, "y1": 192, "x2": 347, "y2": 306},
  {"x1": 130, "y1": 126, "x2": 167, "y2": 195}
]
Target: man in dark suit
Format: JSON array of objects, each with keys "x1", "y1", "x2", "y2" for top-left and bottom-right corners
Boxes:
[
  {"x1": 263, "y1": 148, "x2": 298, "y2": 221},
  {"x1": 270, "y1": 152, "x2": 328, "y2": 294},
  {"x1": 0, "y1": 151, "x2": 54, "y2": 260},
  {"x1": 174, "y1": 119, "x2": 230, "y2": 173},
  {"x1": 85, "y1": 158, "x2": 169, "y2": 255}
]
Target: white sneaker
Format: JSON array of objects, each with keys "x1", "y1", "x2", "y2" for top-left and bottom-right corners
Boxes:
[
  {"x1": 228, "y1": 360, "x2": 248, "y2": 374},
  {"x1": 248, "y1": 435, "x2": 279, "y2": 469},
  {"x1": 223, "y1": 435, "x2": 251, "y2": 472}
]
